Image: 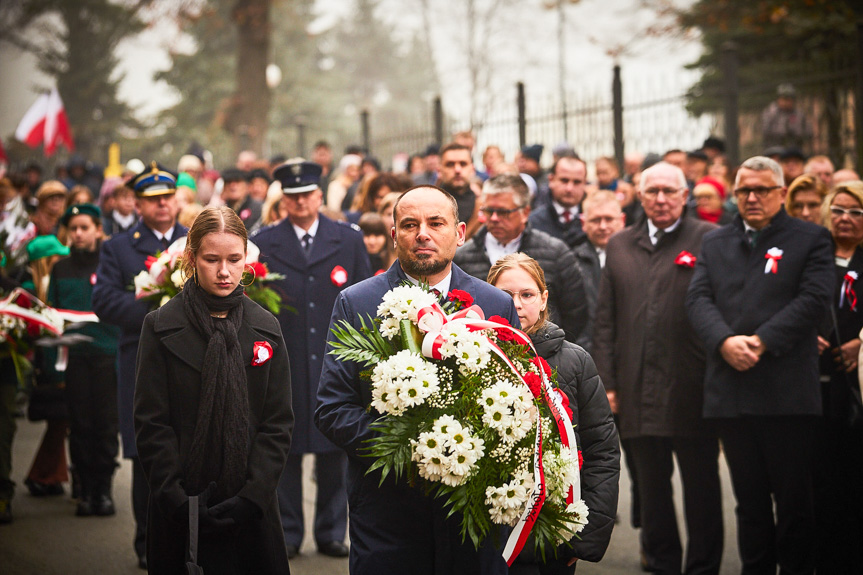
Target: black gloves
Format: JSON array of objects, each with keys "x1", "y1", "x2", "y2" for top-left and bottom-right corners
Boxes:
[{"x1": 208, "y1": 496, "x2": 261, "y2": 526}]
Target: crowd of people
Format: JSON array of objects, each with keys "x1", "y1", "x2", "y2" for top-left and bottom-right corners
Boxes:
[{"x1": 0, "y1": 117, "x2": 860, "y2": 575}]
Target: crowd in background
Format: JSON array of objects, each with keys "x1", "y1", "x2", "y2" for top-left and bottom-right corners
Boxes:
[{"x1": 0, "y1": 85, "x2": 862, "y2": 574}]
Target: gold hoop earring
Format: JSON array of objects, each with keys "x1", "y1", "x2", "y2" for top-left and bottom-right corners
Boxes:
[
  {"x1": 240, "y1": 264, "x2": 256, "y2": 288},
  {"x1": 193, "y1": 269, "x2": 199, "y2": 286}
]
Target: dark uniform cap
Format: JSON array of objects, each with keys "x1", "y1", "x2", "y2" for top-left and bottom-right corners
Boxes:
[
  {"x1": 61, "y1": 203, "x2": 102, "y2": 227},
  {"x1": 521, "y1": 144, "x2": 544, "y2": 163},
  {"x1": 131, "y1": 162, "x2": 177, "y2": 197},
  {"x1": 273, "y1": 160, "x2": 322, "y2": 194},
  {"x1": 687, "y1": 149, "x2": 709, "y2": 162},
  {"x1": 780, "y1": 147, "x2": 807, "y2": 162},
  {"x1": 221, "y1": 168, "x2": 249, "y2": 183}
]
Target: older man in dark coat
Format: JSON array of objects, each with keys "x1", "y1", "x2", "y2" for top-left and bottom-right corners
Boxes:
[
  {"x1": 454, "y1": 174, "x2": 590, "y2": 348},
  {"x1": 687, "y1": 156, "x2": 834, "y2": 575},
  {"x1": 92, "y1": 163, "x2": 187, "y2": 569},
  {"x1": 315, "y1": 186, "x2": 519, "y2": 575},
  {"x1": 253, "y1": 160, "x2": 371, "y2": 559},
  {"x1": 593, "y1": 162, "x2": 723, "y2": 575}
]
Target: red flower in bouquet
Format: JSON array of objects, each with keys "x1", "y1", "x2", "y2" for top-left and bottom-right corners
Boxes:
[
  {"x1": 487, "y1": 315, "x2": 510, "y2": 326},
  {"x1": 530, "y1": 355, "x2": 553, "y2": 378},
  {"x1": 145, "y1": 255, "x2": 158, "y2": 271},
  {"x1": 447, "y1": 289, "x2": 474, "y2": 309},
  {"x1": 523, "y1": 371, "x2": 543, "y2": 398},
  {"x1": 248, "y1": 261, "x2": 268, "y2": 280}
]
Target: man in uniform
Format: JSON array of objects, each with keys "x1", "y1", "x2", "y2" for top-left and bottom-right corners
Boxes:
[
  {"x1": 93, "y1": 163, "x2": 187, "y2": 569},
  {"x1": 221, "y1": 168, "x2": 262, "y2": 232},
  {"x1": 253, "y1": 160, "x2": 371, "y2": 558},
  {"x1": 315, "y1": 185, "x2": 519, "y2": 574}
]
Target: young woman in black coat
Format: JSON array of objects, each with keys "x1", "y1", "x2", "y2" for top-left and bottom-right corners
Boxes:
[
  {"x1": 134, "y1": 206, "x2": 293, "y2": 574},
  {"x1": 488, "y1": 253, "x2": 620, "y2": 574}
]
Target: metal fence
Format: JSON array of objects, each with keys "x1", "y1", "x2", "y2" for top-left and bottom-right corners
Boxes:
[{"x1": 363, "y1": 62, "x2": 859, "y2": 173}]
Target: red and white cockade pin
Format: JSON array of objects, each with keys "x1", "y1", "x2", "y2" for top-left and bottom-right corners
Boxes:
[
  {"x1": 90, "y1": 273, "x2": 97, "y2": 285},
  {"x1": 240, "y1": 208, "x2": 251, "y2": 220},
  {"x1": 251, "y1": 341, "x2": 273, "y2": 366},
  {"x1": 841, "y1": 270, "x2": 858, "y2": 311},
  {"x1": 764, "y1": 247, "x2": 783, "y2": 274},
  {"x1": 675, "y1": 250, "x2": 696, "y2": 268},
  {"x1": 330, "y1": 265, "x2": 348, "y2": 287}
]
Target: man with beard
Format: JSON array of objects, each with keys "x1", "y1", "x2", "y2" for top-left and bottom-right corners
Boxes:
[
  {"x1": 437, "y1": 143, "x2": 482, "y2": 239},
  {"x1": 315, "y1": 186, "x2": 519, "y2": 574}
]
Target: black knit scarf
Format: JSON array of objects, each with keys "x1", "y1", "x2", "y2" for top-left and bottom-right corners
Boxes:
[{"x1": 181, "y1": 278, "x2": 249, "y2": 502}]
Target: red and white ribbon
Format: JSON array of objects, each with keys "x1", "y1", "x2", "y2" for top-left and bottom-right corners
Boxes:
[
  {"x1": 764, "y1": 247, "x2": 783, "y2": 274},
  {"x1": 413, "y1": 301, "x2": 580, "y2": 565},
  {"x1": 841, "y1": 270, "x2": 858, "y2": 311}
]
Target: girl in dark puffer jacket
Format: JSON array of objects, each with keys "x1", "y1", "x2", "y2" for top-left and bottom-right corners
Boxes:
[{"x1": 488, "y1": 253, "x2": 620, "y2": 574}]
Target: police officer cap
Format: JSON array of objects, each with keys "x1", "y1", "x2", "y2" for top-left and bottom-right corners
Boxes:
[
  {"x1": 273, "y1": 160, "x2": 322, "y2": 194},
  {"x1": 61, "y1": 203, "x2": 102, "y2": 227},
  {"x1": 131, "y1": 162, "x2": 177, "y2": 197}
]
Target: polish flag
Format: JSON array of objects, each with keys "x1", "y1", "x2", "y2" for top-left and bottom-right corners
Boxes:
[{"x1": 14, "y1": 88, "x2": 74, "y2": 157}]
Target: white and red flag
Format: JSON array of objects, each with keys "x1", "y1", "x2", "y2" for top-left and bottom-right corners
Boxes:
[{"x1": 15, "y1": 88, "x2": 74, "y2": 157}]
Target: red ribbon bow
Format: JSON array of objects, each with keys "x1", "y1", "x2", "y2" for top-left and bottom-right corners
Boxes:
[
  {"x1": 674, "y1": 251, "x2": 696, "y2": 268},
  {"x1": 841, "y1": 271, "x2": 858, "y2": 311},
  {"x1": 251, "y1": 341, "x2": 273, "y2": 366}
]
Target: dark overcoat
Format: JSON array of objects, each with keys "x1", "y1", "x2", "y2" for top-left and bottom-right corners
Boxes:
[
  {"x1": 314, "y1": 261, "x2": 519, "y2": 575},
  {"x1": 453, "y1": 225, "x2": 591, "y2": 348},
  {"x1": 253, "y1": 215, "x2": 371, "y2": 454},
  {"x1": 92, "y1": 219, "x2": 188, "y2": 457},
  {"x1": 686, "y1": 209, "x2": 835, "y2": 418},
  {"x1": 593, "y1": 216, "x2": 716, "y2": 439},
  {"x1": 134, "y1": 294, "x2": 293, "y2": 575}
]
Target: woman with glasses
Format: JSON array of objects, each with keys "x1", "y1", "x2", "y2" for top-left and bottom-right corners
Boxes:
[
  {"x1": 813, "y1": 181, "x2": 863, "y2": 572},
  {"x1": 488, "y1": 253, "x2": 619, "y2": 574}
]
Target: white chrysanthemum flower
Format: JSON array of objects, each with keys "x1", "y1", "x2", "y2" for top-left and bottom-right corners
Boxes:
[
  {"x1": 565, "y1": 499, "x2": 590, "y2": 534},
  {"x1": 370, "y1": 350, "x2": 439, "y2": 414},
  {"x1": 543, "y1": 446, "x2": 580, "y2": 502},
  {"x1": 376, "y1": 285, "x2": 437, "y2": 322},
  {"x1": 133, "y1": 270, "x2": 155, "y2": 296},
  {"x1": 379, "y1": 316, "x2": 401, "y2": 339},
  {"x1": 433, "y1": 414, "x2": 461, "y2": 436}
]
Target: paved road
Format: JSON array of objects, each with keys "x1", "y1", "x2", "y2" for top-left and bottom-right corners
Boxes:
[{"x1": 2, "y1": 418, "x2": 742, "y2": 574}]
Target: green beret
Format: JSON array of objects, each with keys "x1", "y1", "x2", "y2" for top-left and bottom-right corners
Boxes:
[
  {"x1": 61, "y1": 203, "x2": 102, "y2": 227},
  {"x1": 176, "y1": 172, "x2": 197, "y2": 191},
  {"x1": 27, "y1": 235, "x2": 70, "y2": 262}
]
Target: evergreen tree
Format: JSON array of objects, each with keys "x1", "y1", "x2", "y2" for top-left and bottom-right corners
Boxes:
[{"x1": 1, "y1": 0, "x2": 145, "y2": 161}]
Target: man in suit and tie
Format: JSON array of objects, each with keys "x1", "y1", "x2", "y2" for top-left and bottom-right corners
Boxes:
[
  {"x1": 593, "y1": 162, "x2": 724, "y2": 575},
  {"x1": 315, "y1": 185, "x2": 519, "y2": 574},
  {"x1": 528, "y1": 156, "x2": 588, "y2": 248},
  {"x1": 574, "y1": 190, "x2": 626, "y2": 333},
  {"x1": 687, "y1": 156, "x2": 834, "y2": 574},
  {"x1": 253, "y1": 159, "x2": 371, "y2": 559},
  {"x1": 93, "y1": 162, "x2": 187, "y2": 569}
]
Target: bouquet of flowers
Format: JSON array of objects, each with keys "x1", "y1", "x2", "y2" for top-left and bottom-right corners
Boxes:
[
  {"x1": 132, "y1": 238, "x2": 288, "y2": 314},
  {"x1": 0, "y1": 288, "x2": 67, "y2": 383},
  {"x1": 329, "y1": 284, "x2": 588, "y2": 564}
]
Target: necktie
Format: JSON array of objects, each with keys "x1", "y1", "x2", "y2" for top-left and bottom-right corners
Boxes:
[
  {"x1": 562, "y1": 210, "x2": 572, "y2": 223},
  {"x1": 746, "y1": 229, "x2": 760, "y2": 247},
  {"x1": 160, "y1": 237, "x2": 169, "y2": 252},
  {"x1": 653, "y1": 228, "x2": 665, "y2": 244},
  {"x1": 301, "y1": 234, "x2": 313, "y2": 255}
]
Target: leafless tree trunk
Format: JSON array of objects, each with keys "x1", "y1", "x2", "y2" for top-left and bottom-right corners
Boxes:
[{"x1": 230, "y1": 0, "x2": 270, "y2": 157}]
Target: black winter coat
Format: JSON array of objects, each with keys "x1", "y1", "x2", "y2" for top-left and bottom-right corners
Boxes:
[
  {"x1": 514, "y1": 322, "x2": 619, "y2": 570},
  {"x1": 453, "y1": 225, "x2": 591, "y2": 348}
]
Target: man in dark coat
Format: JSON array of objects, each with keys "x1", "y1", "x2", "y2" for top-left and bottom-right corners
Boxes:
[
  {"x1": 315, "y1": 186, "x2": 519, "y2": 575},
  {"x1": 221, "y1": 168, "x2": 263, "y2": 232},
  {"x1": 687, "y1": 156, "x2": 834, "y2": 575},
  {"x1": 453, "y1": 173, "x2": 590, "y2": 348},
  {"x1": 594, "y1": 162, "x2": 723, "y2": 575},
  {"x1": 253, "y1": 160, "x2": 371, "y2": 559},
  {"x1": 528, "y1": 156, "x2": 588, "y2": 249},
  {"x1": 574, "y1": 190, "x2": 626, "y2": 341},
  {"x1": 92, "y1": 162, "x2": 187, "y2": 569}
]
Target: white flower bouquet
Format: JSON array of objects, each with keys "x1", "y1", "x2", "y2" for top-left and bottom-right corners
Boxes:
[
  {"x1": 329, "y1": 284, "x2": 588, "y2": 564},
  {"x1": 132, "y1": 238, "x2": 288, "y2": 314}
]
